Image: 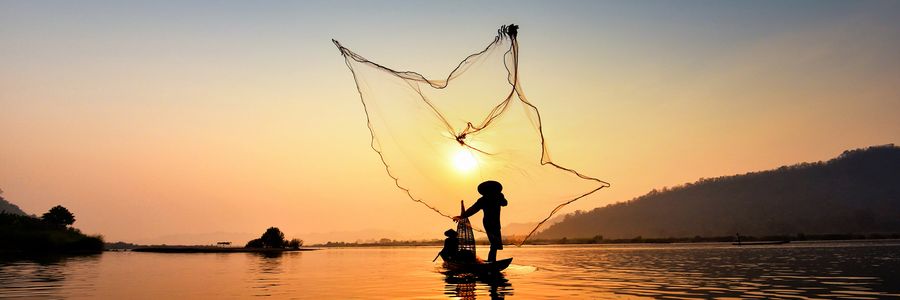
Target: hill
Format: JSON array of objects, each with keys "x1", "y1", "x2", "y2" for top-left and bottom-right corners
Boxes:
[
  {"x1": 503, "y1": 215, "x2": 565, "y2": 237},
  {"x1": 0, "y1": 192, "x2": 28, "y2": 216},
  {"x1": 537, "y1": 145, "x2": 900, "y2": 239}
]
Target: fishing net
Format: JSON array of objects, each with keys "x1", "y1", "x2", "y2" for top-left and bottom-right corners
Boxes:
[{"x1": 334, "y1": 25, "x2": 609, "y2": 244}]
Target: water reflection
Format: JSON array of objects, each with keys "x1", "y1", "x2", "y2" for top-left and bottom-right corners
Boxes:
[
  {"x1": 1, "y1": 242, "x2": 899, "y2": 298},
  {"x1": 516, "y1": 242, "x2": 900, "y2": 299},
  {"x1": 444, "y1": 271, "x2": 513, "y2": 299},
  {"x1": 247, "y1": 252, "x2": 286, "y2": 297},
  {"x1": 0, "y1": 254, "x2": 100, "y2": 299}
]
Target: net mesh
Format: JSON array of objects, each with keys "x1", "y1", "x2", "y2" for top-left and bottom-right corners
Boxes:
[{"x1": 333, "y1": 25, "x2": 609, "y2": 245}]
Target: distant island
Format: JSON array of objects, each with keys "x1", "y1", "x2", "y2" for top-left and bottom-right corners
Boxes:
[
  {"x1": 132, "y1": 227, "x2": 314, "y2": 253},
  {"x1": 0, "y1": 193, "x2": 104, "y2": 255},
  {"x1": 536, "y1": 144, "x2": 900, "y2": 240}
]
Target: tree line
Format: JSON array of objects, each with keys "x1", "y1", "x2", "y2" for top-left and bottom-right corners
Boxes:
[{"x1": 0, "y1": 200, "x2": 103, "y2": 255}]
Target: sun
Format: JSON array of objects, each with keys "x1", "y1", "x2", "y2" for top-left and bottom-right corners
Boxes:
[{"x1": 452, "y1": 148, "x2": 478, "y2": 173}]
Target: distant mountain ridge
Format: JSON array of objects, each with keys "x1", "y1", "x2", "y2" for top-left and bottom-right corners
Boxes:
[
  {"x1": 503, "y1": 215, "x2": 565, "y2": 236},
  {"x1": 537, "y1": 145, "x2": 900, "y2": 239},
  {"x1": 0, "y1": 192, "x2": 28, "y2": 216}
]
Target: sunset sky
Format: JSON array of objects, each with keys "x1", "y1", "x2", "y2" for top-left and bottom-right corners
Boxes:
[{"x1": 2, "y1": 1, "x2": 899, "y2": 244}]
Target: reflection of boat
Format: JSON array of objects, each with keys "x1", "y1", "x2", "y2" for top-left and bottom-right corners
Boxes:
[
  {"x1": 444, "y1": 258, "x2": 513, "y2": 274},
  {"x1": 444, "y1": 270, "x2": 512, "y2": 300},
  {"x1": 443, "y1": 201, "x2": 513, "y2": 274},
  {"x1": 732, "y1": 240, "x2": 790, "y2": 246}
]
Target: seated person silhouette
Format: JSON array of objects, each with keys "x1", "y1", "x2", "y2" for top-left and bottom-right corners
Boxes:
[
  {"x1": 439, "y1": 229, "x2": 458, "y2": 261},
  {"x1": 453, "y1": 180, "x2": 508, "y2": 262}
]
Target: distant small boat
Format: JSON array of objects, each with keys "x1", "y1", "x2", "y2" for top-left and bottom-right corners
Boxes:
[
  {"x1": 444, "y1": 258, "x2": 513, "y2": 274},
  {"x1": 732, "y1": 240, "x2": 790, "y2": 246}
]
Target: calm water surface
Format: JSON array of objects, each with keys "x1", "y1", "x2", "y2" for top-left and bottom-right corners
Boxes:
[{"x1": 2, "y1": 241, "x2": 900, "y2": 299}]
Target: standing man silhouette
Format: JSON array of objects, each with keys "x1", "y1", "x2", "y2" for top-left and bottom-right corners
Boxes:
[{"x1": 453, "y1": 180, "x2": 507, "y2": 262}]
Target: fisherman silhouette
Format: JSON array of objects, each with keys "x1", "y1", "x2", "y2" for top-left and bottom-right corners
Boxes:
[
  {"x1": 453, "y1": 180, "x2": 508, "y2": 262},
  {"x1": 439, "y1": 229, "x2": 459, "y2": 261}
]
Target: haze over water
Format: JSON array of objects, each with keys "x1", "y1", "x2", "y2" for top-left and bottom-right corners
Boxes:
[{"x1": 3, "y1": 241, "x2": 899, "y2": 299}]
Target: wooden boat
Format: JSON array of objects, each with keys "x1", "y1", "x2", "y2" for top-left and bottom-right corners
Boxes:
[
  {"x1": 444, "y1": 258, "x2": 513, "y2": 274},
  {"x1": 732, "y1": 240, "x2": 790, "y2": 246}
]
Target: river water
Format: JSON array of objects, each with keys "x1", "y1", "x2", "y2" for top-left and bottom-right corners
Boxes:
[{"x1": 2, "y1": 241, "x2": 899, "y2": 299}]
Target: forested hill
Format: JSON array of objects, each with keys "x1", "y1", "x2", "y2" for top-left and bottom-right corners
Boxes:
[{"x1": 537, "y1": 145, "x2": 900, "y2": 239}]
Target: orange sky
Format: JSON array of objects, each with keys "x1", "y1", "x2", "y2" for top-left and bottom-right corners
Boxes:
[{"x1": 2, "y1": 1, "x2": 899, "y2": 244}]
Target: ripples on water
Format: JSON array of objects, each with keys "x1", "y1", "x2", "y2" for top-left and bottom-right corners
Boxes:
[
  {"x1": 516, "y1": 242, "x2": 900, "y2": 299},
  {"x1": 1, "y1": 241, "x2": 899, "y2": 299}
]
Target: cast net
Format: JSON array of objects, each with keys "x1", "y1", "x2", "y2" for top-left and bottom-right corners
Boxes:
[{"x1": 333, "y1": 25, "x2": 609, "y2": 245}]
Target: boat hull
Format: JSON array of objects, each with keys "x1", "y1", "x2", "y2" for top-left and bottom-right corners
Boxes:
[{"x1": 443, "y1": 258, "x2": 513, "y2": 274}]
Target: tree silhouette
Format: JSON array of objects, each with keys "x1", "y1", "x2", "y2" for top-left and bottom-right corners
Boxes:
[
  {"x1": 287, "y1": 238, "x2": 303, "y2": 249},
  {"x1": 42, "y1": 205, "x2": 75, "y2": 227},
  {"x1": 260, "y1": 227, "x2": 286, "y2": 248},
  {"x1": 245, "y1": 238, "x2": 264, "y2": 248}
]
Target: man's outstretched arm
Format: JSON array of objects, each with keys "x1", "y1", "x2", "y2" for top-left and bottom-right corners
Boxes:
[{"x1": 453, "y1": 201, "x2": 483, "y2": 221}]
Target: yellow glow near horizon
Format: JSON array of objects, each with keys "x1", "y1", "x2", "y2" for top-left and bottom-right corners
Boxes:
[
  {"x1": 3, "y1": 2, "x2": 900, "y2": 244},
  {"x1": 452, "y1": 148, "x2": 478, "y2": 173}
]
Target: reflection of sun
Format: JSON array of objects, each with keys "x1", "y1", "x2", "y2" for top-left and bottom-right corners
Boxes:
[{"x1": 452, "y1": 148, "x2": 478, "y2": 173}]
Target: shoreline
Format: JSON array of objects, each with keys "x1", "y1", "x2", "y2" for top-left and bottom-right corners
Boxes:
[
  {"x1": 309, "y1": 238, "x2": 900, "y2": 248},
  {"x1": 130, "y1": 246, "x2": 319, "y2": 253}
]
